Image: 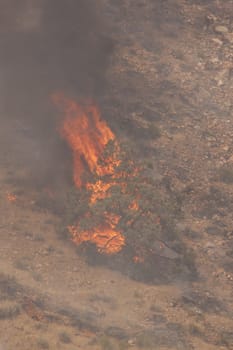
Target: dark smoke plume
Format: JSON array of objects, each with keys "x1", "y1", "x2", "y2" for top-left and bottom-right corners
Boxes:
[{"x1": 0, "y1": 0, "x2": 114, "y2": 186}]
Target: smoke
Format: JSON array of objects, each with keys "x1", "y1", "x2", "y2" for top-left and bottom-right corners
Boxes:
[{"x1": 0, "y1": 0, "x2": 114, "y2": 186}]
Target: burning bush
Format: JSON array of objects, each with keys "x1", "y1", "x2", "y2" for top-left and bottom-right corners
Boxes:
[{"x1": 53, "y1": 94, "x2": 196, "y2": 282}]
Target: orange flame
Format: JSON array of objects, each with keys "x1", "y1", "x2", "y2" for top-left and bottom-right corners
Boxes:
[
  {"x1": 52, "y1": 93, "x2": 125, "y2": 254},
  {"x1": 6, "y1": 192, "x2": 17, "y2": 203},
  {"x1": 129, "y1": 199, "x2": 139, "y2": 211},
  {"x1": 52, "y1": 93, "x2": 117, "y2": 188},
  {"x1": 68, "y1": 214, "x2": 124, "y2": 254},
  {"x1": 86, "y1": 180, "x2": 113, "y2": 204}
]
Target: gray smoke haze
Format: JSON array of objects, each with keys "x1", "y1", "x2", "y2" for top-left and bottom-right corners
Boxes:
[
  {"x1": 0, "y1": 0, "x2": 114, "y2": 186},
  {"x1": 1, "y1": 0, "x2": 114, "y2": 118}
]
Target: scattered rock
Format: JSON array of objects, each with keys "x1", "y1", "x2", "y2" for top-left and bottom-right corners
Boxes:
[
  {"x1": 203, "y1": 241, "x2": 216, "y2": 250},
  {"x1": 224, "y1": 32, "x2": 233, "y2": 44},
  {"x1": 128, "y1": 339, "x2": 135, "y2": 346},
  {"x1": 212, "y1": 38, "x2": 223, "y2": 45},
  {"x1": 214, "y1": 25, "x2": 229, "y2": 34}
]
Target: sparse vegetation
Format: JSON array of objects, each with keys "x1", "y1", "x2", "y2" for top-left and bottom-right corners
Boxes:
[
  {"x1": 37, "y1": 338, "x2": 50, "y2": 349},
  {"x1": 149, "y1": 313, "x2": 166, "y2": 324},
  {"x1": 182, "y1": 248, "x2": 198, "y2": 278},
  {"x1": 45, "y1": 245, "x2": 56, "y2": 254},
  {"x1": 59, "y1": 331, "x2": 71, "y2": 344},
  {"x1": 33, "y1": 234, "x2": 45, "y2": 242},
  {"x1": 136, "y1": 331, "x2": 157, "y2": 349},
  {"x1": 150, "y1": 305, "x2": 162, "y2": 313},
  {"x1": 133, "y1": 290, "x2": 143, "y2": 299},
  {"x1": 13, "y1": 257, "x2": 31, "y2": 271},
  {"x1": 31, "y1": 271, "x2": 43, "y2": 282},
  {"x1": 188, "y1": 323, "x2": 203, "y2": 337},
  {"x1": 99, "y1": 335, "x2": 116, "y2": 350},
  {"x1": 0, "y1": 273, "x2": 23, "y2": 300},
  {"x1": 147, "y1": 124, "x2": 161, "y2": 139},
  {"x1": 57, "y1": 306, "x2": 99, "y2": 333},
  {"x1": 0, "y1": 304, "x2": 21, "y2": 319},
  {"x1": 118, "y1": 340, "x2": 129, "y2": 350},
  {"x1": 88, "y1": 294, "x2": 117, "y2": 310},
  {"x1": 219, "y1": 331, "x2": 233, "y2": 347},
  {"x1": 219, "y1": 166, "x2": 233, "y2": 184}
]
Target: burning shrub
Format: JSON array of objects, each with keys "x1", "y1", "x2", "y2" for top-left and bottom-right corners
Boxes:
[{"x1": 53, "y1": 95, "x2": 194, "y2": 282}]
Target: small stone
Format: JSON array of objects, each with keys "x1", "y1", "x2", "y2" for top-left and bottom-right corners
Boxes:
[
  {"x1": 228, "y1": 156, "x2": 233, "y2": 164},
  {"x1": 204, "y1": 242, "x2": 215, "y2": 249},
  {"x1": 224, "y1": 33, "x2": 233, "y2": 43},
  {"x1": 210, "y1": 57, "x2": 219, "y2": 64},
  {"x1": 212, "y1": 38, "x2": 223, "y2": 45},
  {"x1": 215, "y1": 25, "x2": 229, "y2": 34},
  {"x1": 128, "y1": 339, "x2": 135, "y2": 346}
]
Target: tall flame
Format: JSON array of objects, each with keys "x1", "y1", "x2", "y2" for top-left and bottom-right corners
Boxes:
[
  {"x1": 52, "y1": 93, "x2": 125, "y2": 254},
  {"x1": 52, "y1": 93, "x2": 117, "y2": 188}
]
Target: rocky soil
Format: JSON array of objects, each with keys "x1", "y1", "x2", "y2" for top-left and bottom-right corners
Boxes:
[{"x1": 0, "y1": 0, "x2": 233, "y2": 349}]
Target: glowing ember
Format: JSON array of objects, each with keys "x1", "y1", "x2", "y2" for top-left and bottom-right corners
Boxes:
[
  {"x1": 129, "y1": 199, "x2": 139, "y2": 211},
  {"x1": 53, "y1": 93, "x2": 125, "y2": 254},
  {"x1": 68, "y1": 214, "x2": 125, "y2": 255},
  {"x1": 133, "y1": 256, "x2": 144, "y2": 264},
  {"x1": 6, "y1": 192, "x2": 17, "y2": 202},
  {"x1": 68, "y1": 214, "x2": 124, "y2": 254}
]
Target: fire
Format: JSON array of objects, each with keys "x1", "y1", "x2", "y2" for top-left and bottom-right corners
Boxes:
[
  {"x1": 129, "y1": 199, "x2": 139, "y2": 211},
  {"x1": 6, "y1": 192, "x2": 17, "y2": 203},
  {"x1": 52, "y1": 93, "x2": 117, "y2": 188},
  {"x1": 68, "y1": 214, "x2": 124, "y2": 254},
  {"x1": 86, "y1": 180, "x2": 113, "y2": 204},
  {"x1": 133, "y1": 255, "x2": 144, "y2": 264},
  {"x1": 52, "y1": 93, "x2": 125, "y2": 254}
]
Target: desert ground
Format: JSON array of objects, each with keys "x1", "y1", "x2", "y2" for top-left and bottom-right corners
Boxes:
[{"x1": 0, "y1": 1, "x2": 233, "y2": 349}]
